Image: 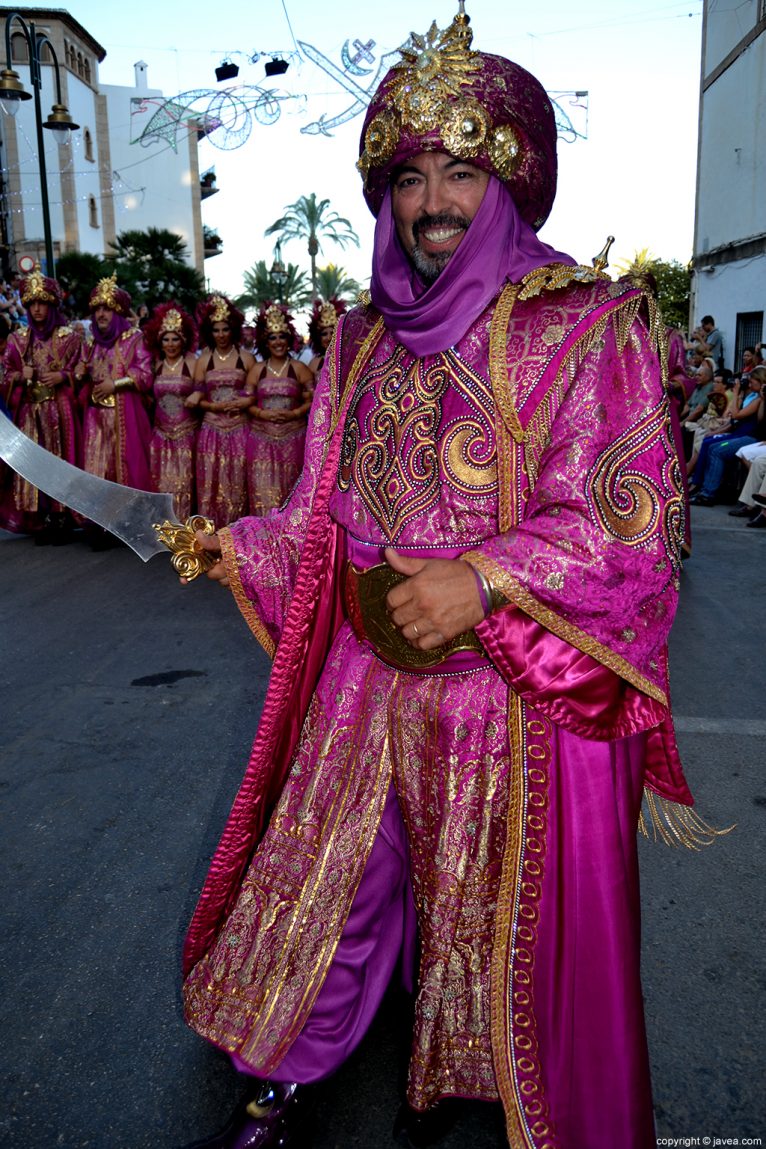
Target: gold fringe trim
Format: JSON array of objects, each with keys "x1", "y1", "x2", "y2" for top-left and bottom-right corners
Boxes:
[
  {"x1": 638, "y1": 789, "x2": 735, "y2": 849},
  {"x1": 220, "y1": 527, "x2": 277, "y2": 661}
]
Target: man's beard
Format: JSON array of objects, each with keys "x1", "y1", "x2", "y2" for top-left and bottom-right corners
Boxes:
[{"x1": 410, "y1": 213, "x2": 471, "y2": 285}]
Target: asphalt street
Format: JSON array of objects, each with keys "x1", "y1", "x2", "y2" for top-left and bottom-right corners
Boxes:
[{"x1": 0, "y1": 503, "x2": 763, "y2": 1149}]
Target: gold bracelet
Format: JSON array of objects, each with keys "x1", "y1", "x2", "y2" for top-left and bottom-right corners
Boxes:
[{"x1": 113, "y1": 376, "x2": 134, "y2": 392}]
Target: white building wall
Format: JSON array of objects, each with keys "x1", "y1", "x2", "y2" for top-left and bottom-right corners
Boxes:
[
  {"x1": 703, "y1": 0, "x2": 760, "y2": 64},
  {"x1": 696, "y1": 30, "x2": 766, "y2": 254},
  {"x1": 692, "y1": 255, "x2": 766, "y2": 364},
  {"x1": 692, "y1": 2, "x2": 765, "y2": 367},
  {"x1": 64, "y1": 73, "x2": 103, "y2": 254},
  {"x1": 101, "y1": 77, "x2": 203, "y2": 273}
]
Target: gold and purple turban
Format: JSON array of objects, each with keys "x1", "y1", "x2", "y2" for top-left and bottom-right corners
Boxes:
[
  {"x1": 20, "y1": 265, "x2": 63, "y2": 306},
  {"x1": 88, "y1": 274, "x2": 132, "y2": 315},
  {"x1": 358, "y1": 5, "x2": 558, "y2": 230}
]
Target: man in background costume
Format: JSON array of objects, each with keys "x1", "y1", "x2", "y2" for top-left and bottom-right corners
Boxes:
[
  {"x1": 75, "y1": 275, "x2": 152, "y2": 545},
  {"x1": 0, "y1": 266, "x2": 81, "y2": 542},
  {"x1": 182, "y1": 7, "x2": 715, "y2": 1148}
]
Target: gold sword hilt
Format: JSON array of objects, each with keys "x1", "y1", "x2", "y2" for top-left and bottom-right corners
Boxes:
[{"x1": 153, "y1": 515, "x2": 219, "y2": 581}]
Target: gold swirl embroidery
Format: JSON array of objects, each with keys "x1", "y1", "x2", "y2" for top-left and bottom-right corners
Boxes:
[
  {"x1": 443, "y1": 421, "x2": 497, "y2": 492},
  {"x1": 343, "y1": 347, "x2": 497, "y2": 539},
  {"x1": 587, "y1": 405, "x2": 671, "y2": 547}
]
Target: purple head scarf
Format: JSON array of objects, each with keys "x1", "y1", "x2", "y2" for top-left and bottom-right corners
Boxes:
[
  {"x1": 90, "y1": 311, "x2": 134, "y2": 348},
  {"x1": 370, "y1": 177, "x2": 574, "y2": 357},
  {"x1": 28, "y1": 302, "x2": 68, "y2": 342}
]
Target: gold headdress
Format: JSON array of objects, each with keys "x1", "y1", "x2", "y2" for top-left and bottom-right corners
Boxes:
[
  {"x1": 20, "y1": 263, "x2": 58, "y2": 305},
  {"x1": 209, "y1": 295, "x2": 230, "y2": 323},
  {"x1": 318, "y1": 302, "x2": 339, "y2": 329},
  {"x1": 357, "y1": 2, "x2": 558, "y2": 230},
  {"x1": 161, "y1": 308, "x2": 183, "y2": 333},
  {"x1": 89, "y1": 274, "x2": 130, "y2": 313},
  {"x1": 265, "y1": 305, "x2": 290, "y2": 335}
]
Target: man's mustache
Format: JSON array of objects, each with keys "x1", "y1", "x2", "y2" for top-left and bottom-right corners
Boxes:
[{"x1": 412, "y1": 213, "x2": 472, "y2": 242}]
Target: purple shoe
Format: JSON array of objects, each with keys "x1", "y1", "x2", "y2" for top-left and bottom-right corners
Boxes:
[{"x1": 184, "y1": 1081, "x2": 313, "y2": 1149}]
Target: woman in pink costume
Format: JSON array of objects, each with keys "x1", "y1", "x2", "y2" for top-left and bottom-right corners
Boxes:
[
  {"x1": 144, "y1": 302, "x2": 199, "y2": 520},
  {"x1": 0, "y1": 266, "x2": 81, "y2": 541},
  {"x1": 245, "y1": 303, "x2": 313, "y2": 515},
  {"x1": 194, "y1": 296, "x2": 255, "y2": 528},
  {"x1": 307, "y1": 297, "x2": 346, "y2": 377}
]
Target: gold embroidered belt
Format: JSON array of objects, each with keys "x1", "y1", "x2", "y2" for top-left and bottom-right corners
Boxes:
[
  {"x1": 344, "y1": 561, "x2": 488, "y2": 673},
  {"x1": 27, "y1": 381, "x2": 55, "y2": 403},
  {"x1": 91, "y1": 393, "x2": 116, "y2": 408}
]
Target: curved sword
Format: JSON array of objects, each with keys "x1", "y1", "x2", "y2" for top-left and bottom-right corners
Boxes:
[{"x1": 0, "y1": 408, "x2": 215, "y2": 579}]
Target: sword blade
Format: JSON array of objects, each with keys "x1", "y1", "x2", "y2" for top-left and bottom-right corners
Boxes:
[{"x1": 0, "y1": 407, "x2": 176, "y2": 561}]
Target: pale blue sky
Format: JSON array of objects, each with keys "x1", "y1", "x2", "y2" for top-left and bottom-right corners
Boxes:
[{"x1": 66, "y1": 0, "x2": 704, "y2": 294}]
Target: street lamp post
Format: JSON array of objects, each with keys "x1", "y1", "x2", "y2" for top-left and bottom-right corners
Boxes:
[
  {"x1": 0, "y1": 12, "x2": 79, "y2": 275},
  {"x1": 270, "y1": 239, "x2": 287, "y2": 304}
]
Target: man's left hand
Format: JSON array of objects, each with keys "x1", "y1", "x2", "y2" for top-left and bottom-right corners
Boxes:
[{"x1": 384, "y1": 548, "x2": 484, "y2": 650}]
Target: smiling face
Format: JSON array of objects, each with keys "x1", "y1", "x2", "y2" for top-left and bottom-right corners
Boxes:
[
  {"x1": 267, "y1": 331, "x2": 289, "y2": 357},
  {"x1": 161, "y1": 331, "x2": 183, "y2": 358},
  {"x1": 212, "y1": 320, "x2": 231, "y2": 350},
  {"x1": 391, "y1": 151, "x2": 490, "y2": 285}
]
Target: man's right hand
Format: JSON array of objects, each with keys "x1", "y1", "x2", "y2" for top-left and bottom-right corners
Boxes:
[{"x1": 181, "y1": 529, "x2": 229, "y2": 587}]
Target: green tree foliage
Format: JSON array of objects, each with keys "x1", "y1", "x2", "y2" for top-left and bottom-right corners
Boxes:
[
  {"x1": 235, "y1": 260, "x2": 312, "y2": 313},
  {"x1": 55, "y1": 250, "x2": 108, "y2": 316},
  {"x1": 107, "y1": 227, "x2": 205, "y2": 313},
  {"x1": 617, "y1": 249, "x2": 691, "y2": 332},
  {"x1": 314, "y1": 264, "x2": 363, "y2": 303},
  {"x1": 652, "y1": 259, "x2": 692, "y2": 333},
  {"x1": 265, "y1": 194, "x2": 359, "y2": 295}
]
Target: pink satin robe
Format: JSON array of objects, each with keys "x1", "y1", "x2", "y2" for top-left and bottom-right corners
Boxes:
[
  {"x1": 77, "y1": 328, "x2": 154, "y2": 489},
  {"x1": 183, "y1": 276, "x2": 694, "y2": 1149},
  {"x1": 1, "y1": 324, "x2": 81, "y2": 532}
]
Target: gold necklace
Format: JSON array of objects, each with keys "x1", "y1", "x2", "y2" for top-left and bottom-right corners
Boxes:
[
  {"x1": 163, "y1": 356, "x2": 182, "y2": 373},
  {"x1": 215, "y1": 346, "x2": 236, "y2": 363},
  {"x1": 267, "y1": 357, "x2": 289, "y2": 377}
]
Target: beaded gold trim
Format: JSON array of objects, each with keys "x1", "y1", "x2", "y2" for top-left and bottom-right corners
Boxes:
[
  {"x1": 491, "y1": 695, "x2": 557, "y2": 1149},
  {"x1": 220, "y1": 528, "x2": 276, "y2": 660}
]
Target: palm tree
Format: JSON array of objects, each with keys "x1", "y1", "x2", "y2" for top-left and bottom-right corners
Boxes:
[
  {"x1": 107, "y1": 227, "x2": 204, "y2": 312},
  {"x1": 314, "y1": 264, "x2": 363, "y2": 304},
  {"x1": 265, "y1": 193, "x2": 359, "y2": 295},
  {"x1": 235, "y1": 260, "x2": 312, "y2": 312}
]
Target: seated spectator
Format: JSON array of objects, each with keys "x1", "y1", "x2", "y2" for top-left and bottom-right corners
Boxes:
[
  {"x1": 727, "y1": 441, "x2": 766, "y2": 518},
  {"x1": 690, "y1": 366, "x2": 766, "y2": 505},
  {"x1": 680, "y1": 353, "x2": 715, "y2": 422},
  {"x1": 685, "y1": 391, "x2": 729, "y2": 474}
]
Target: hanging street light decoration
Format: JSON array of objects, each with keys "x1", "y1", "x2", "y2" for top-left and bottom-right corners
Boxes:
[
  {"x1": 215, "y1": 60, "x2": 239, "y2": 83},
  {"x1": 133, "y1": 31, "x2": 589, "y2": 155}
]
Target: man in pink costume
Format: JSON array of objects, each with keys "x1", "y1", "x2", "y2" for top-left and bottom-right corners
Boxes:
[
  {"x1": 0, "y1": 266, "x2": 81, "y2": 541},
  {"x1": 74, "y1": 275, "x2": 153, "y2": 544},
  {"x1": 182, "y1": 8, "x2": 718, "y2": 1148}
]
